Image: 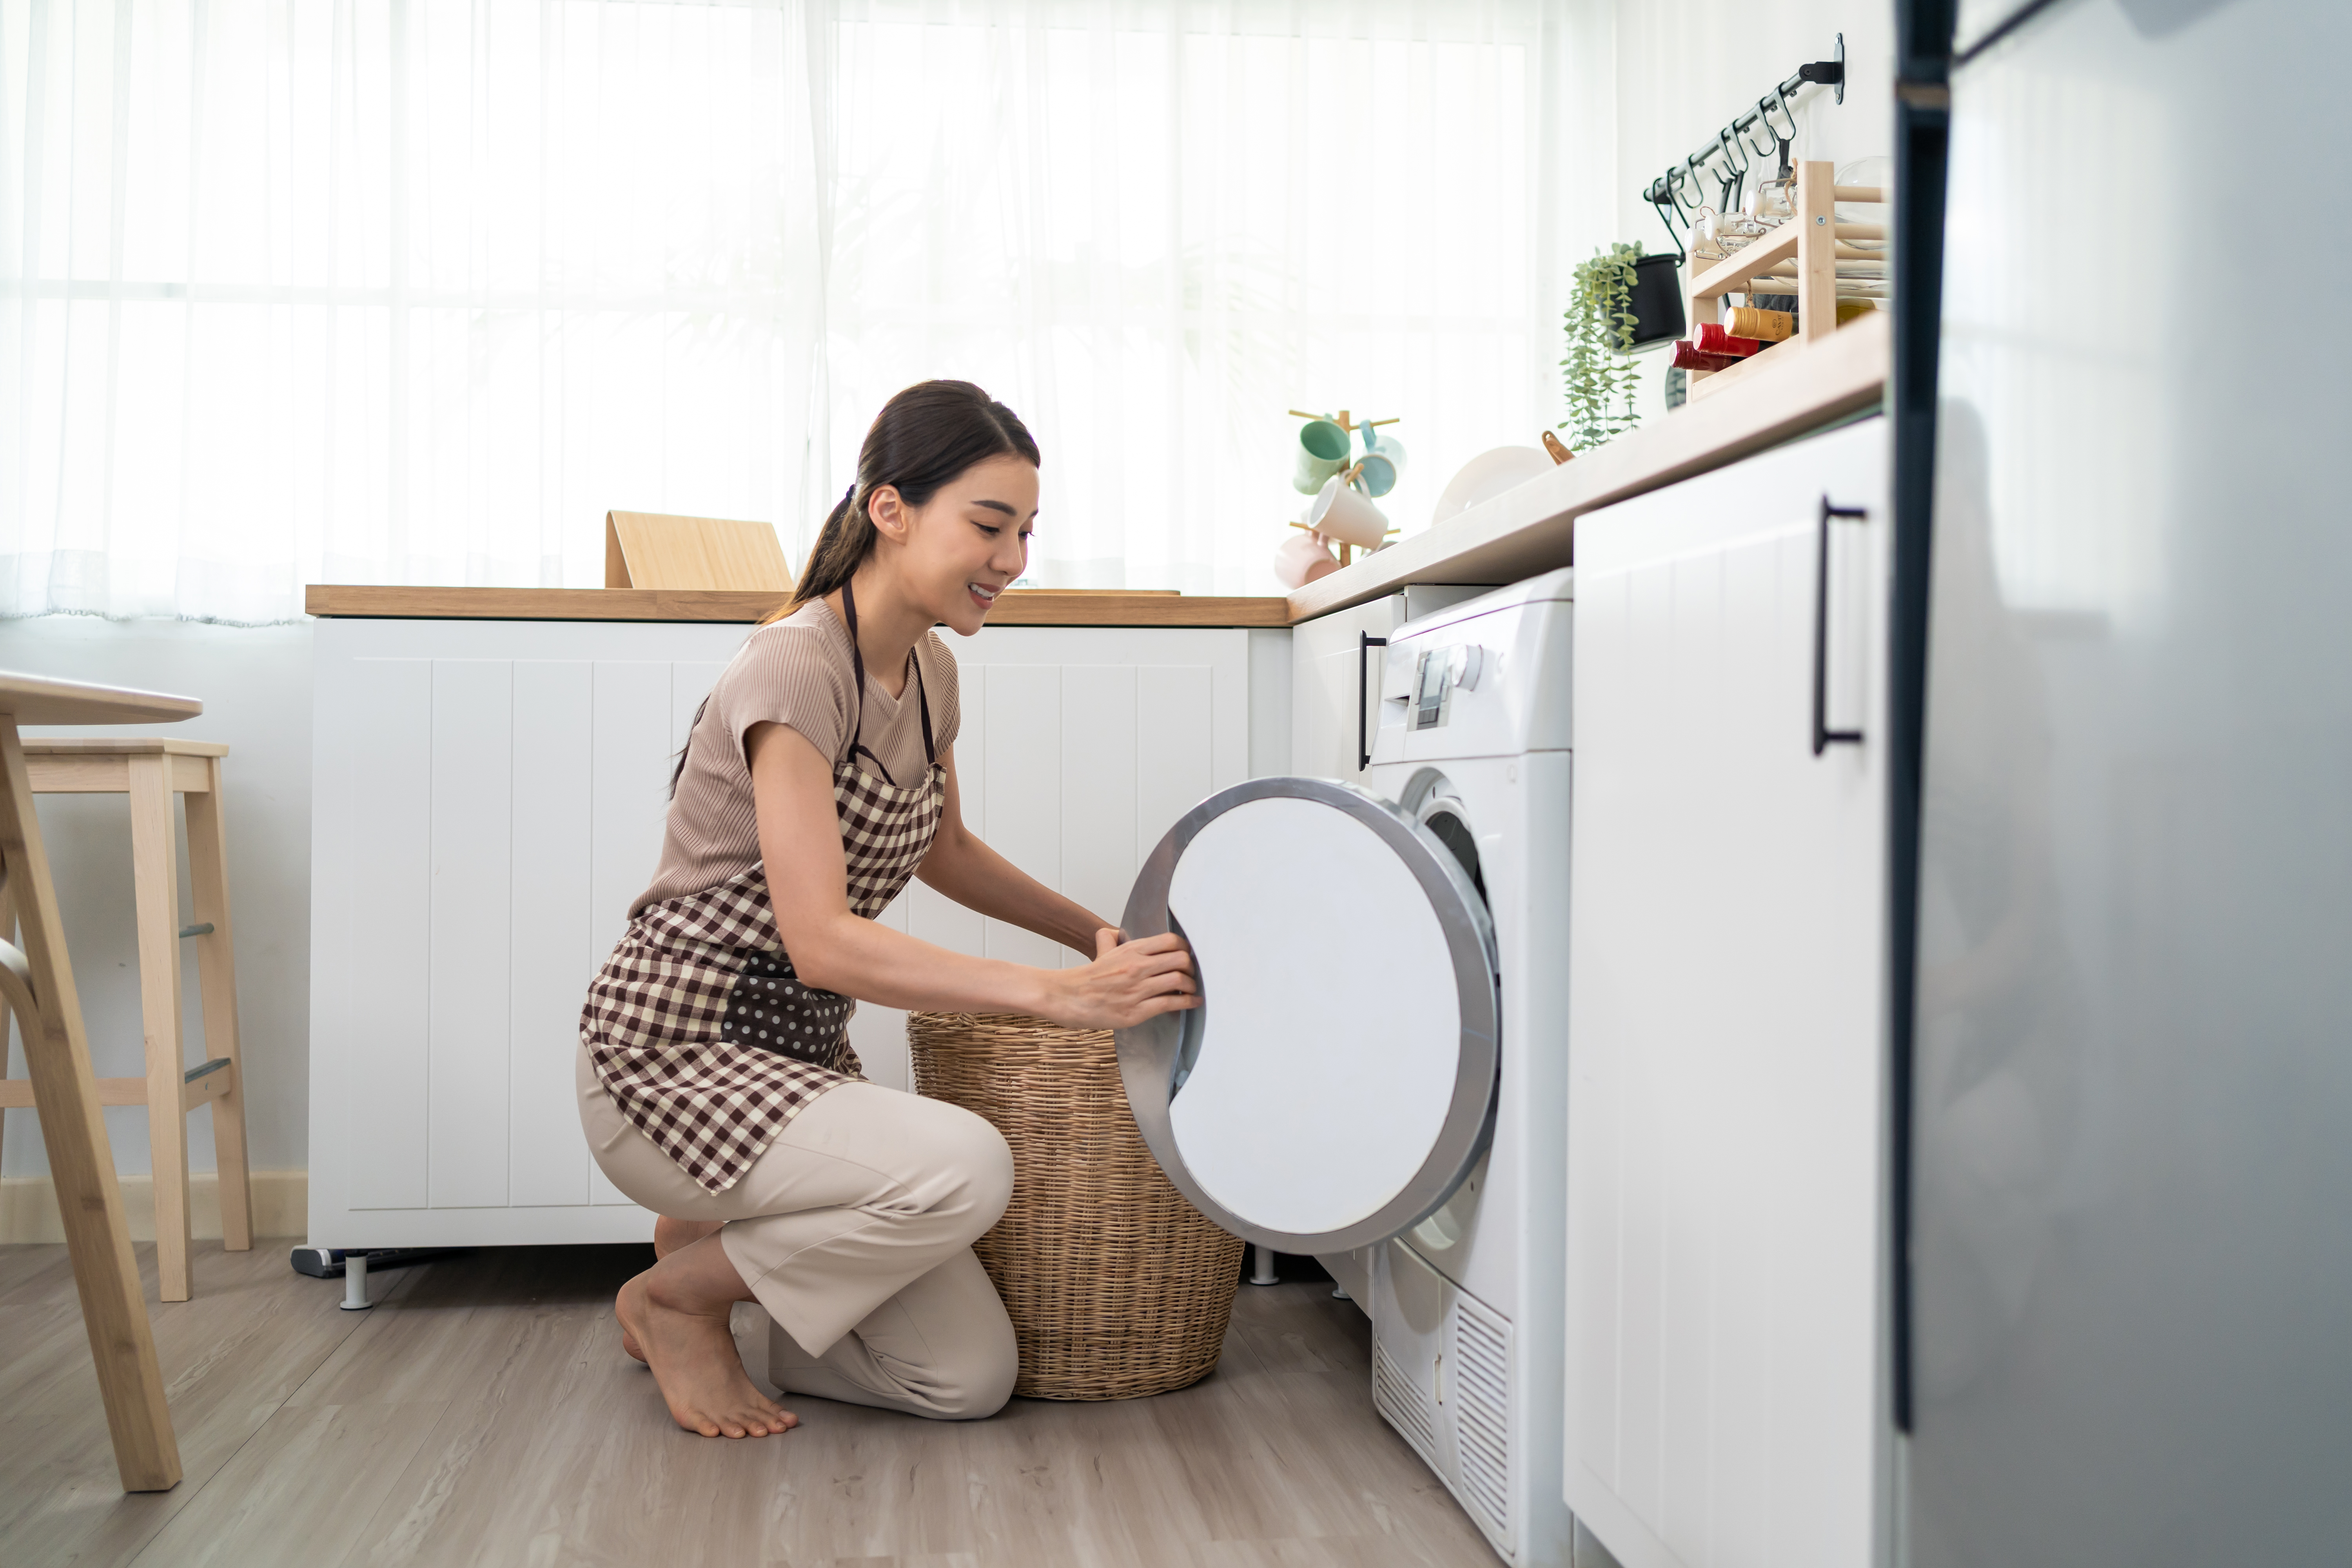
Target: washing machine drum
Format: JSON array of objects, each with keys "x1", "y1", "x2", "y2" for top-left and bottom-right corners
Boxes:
[{"x1": 1117, "y1": 776, "x2": 1500, "y2": 1254}]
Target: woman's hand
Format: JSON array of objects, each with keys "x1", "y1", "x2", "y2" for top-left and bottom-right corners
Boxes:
[{"x1": 1038, "y1": 928, "x2": 1200, "y2": 1031}]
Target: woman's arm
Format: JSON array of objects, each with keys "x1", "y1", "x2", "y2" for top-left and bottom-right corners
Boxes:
[
  {"x1": 914, "y1": 747, "x2": 1103, "y2": 955},
  {"x1": 749, "y1": 722, "x2": 1194, "y2": 1028}
]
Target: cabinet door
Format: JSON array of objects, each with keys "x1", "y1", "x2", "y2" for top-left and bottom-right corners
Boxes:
[
  {"x1": 1290, "y1": 596, "x2": 1402, "y2": 785},
  {"x1": 1564, "y1": 419, "x2": 1889, "y2": 1568},
  {"x1": 309, "y1": 618, "x2": 749, "y2": 1246}
]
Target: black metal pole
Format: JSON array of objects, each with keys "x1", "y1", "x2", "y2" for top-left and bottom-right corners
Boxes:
[{"x1": 1638, "y1": 44, "x2": 1846, "y2": 208}]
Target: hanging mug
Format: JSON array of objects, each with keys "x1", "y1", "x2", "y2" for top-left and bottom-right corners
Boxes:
[
  {"x1": 1308, "y1": 472, "x2": 1390, "y2": 550},
  {"x1": 1357, "y1": 430, "x2": 1407, "y2": 498},
  {"x1": 1292, "y1": 418, "x2": 1353, "y2": 494}
]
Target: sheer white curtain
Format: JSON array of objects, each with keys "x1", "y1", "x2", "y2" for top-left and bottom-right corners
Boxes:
[
  {"x1": 4, "y1": 0, "x2": 1572, "y2": 621},
  {"x1": 825, "y1": 0, "x2": 1568, "y2": 594},
  {"x1": 3, "y1": 0, "x2": 831, "y2": 622}
]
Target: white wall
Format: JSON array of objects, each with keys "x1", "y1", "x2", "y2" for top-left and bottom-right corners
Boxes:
[
  {"x1": 1566, "y1": 0, "x2": 1896, "y2": 424},
  {"x1": 0, "y1": 1, "x2": 1893, "y2": 1186},
  {"x1": 0, "y1": 618, "x2": 315, "y2": 1179}
]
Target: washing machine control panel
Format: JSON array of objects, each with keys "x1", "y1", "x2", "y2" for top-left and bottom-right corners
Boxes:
[
  {"x1": 1411, "y1": 643, "x2": 1485, "y2": 731},
  {"x1": 1375, "y1": 579, "x2": 1572, "y2": 762}
]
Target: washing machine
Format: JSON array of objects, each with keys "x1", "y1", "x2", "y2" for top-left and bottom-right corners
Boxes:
[{"x1": 1119, "y1": 568, "x2": 1574, "y2": 1566}]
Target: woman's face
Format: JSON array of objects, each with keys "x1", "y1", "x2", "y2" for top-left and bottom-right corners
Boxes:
[{"x1": 880, "y1": 454, "x2": 1038, "y2": 636}]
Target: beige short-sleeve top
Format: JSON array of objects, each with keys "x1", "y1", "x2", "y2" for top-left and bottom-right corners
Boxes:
[{"x1": 633, "y1": 600, "x2": 962, "y2": 916}]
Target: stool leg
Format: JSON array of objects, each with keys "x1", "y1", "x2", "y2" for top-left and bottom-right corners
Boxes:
[
  {"x1": 0, "y1": 879, "x2": 14, "y2": 1185},
  {"x1": 0, "y1": 878, "x2": 13, "y2": 1181},
  {"x1": 127, "y1": 755, "x2": 192, "y2": 1303},
  {"x1": 0, "y1": 727, "x2": 181, "y2": 1491},
  {"x1": 183, "y1": 758, "x2": 251, "y2": 1252}
]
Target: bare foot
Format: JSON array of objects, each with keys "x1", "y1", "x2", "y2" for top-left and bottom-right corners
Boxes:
[
  {"x1": 614, "y1": 1266, "x2": 797, "y2": 1439},
  {"x1": 624, "y1": 1218, "x2": 728, "y2": 1361},
  {"x1": 654, "y1": 1214, "x2": 726, "y2": 1260}
]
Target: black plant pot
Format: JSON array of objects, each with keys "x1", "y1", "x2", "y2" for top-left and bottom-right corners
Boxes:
[{"x1": 1624, "y1": 252, "x2": 1687, "y2": 350}]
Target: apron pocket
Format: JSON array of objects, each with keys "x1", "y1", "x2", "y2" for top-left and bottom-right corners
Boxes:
[{"x1": 724, "y1": 954, "x2": 851, "y2": 1066}]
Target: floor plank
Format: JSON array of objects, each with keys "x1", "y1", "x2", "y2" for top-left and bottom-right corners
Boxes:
[
  {"x1": 0, "y1": 1243, "x2": 1498, "y2": 1568},
  {"x1": 129, "y1": 1402, "x2": 451, "y2": 1568},
  {"x1": 0, "y1": 1241, "x2": 415, "y2": 1567},
  {"x1": 0, "y1": 1236, "x2": 81, "y2": 1303}
]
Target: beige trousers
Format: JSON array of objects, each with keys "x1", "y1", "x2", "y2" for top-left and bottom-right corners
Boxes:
[{"x1": 576, "y1": 1047, "x2": 1018, "y2": 1420}]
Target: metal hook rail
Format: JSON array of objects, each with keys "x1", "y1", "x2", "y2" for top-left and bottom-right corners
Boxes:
[{"x1": 1640, "y1": 34, "x2": 1846, "y2": 257}]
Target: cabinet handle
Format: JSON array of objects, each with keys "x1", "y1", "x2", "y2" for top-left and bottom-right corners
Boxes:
[
  {"x1": 1813, "y1": 496, "x2": 1867, "y2": 756},
  {"x1": 1359, "y1": 633, "x2": 1388, "y2": 772}
]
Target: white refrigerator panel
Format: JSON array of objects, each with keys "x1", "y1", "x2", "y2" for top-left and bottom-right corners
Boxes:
[{"x1": 1913, "y1": 2, "x2": 2352, "y2": 1564}]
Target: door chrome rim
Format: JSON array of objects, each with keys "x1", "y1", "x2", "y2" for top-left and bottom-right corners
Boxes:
[{"x1": 1117, "y1": 775, "x2": 1501, "y2": 1253}]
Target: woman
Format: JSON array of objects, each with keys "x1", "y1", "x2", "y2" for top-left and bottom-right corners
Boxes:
[{"x1": 577, "y1": 380, "x2": 1198, "y2": 1439}]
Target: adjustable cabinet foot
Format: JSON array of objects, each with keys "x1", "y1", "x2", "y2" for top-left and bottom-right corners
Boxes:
[
  {"x1": 1249, "y1": 1245, "x2": 1280, "y2": 1287},
  {"x1": 340, "y1": 1252, "x2": 371, "y2": 1310}
]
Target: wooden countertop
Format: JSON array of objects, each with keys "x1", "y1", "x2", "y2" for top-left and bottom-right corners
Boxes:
[
  {"x1": 303, "y1": 585, "x2": 1291, "y2": 628},
  {"x1": 1285, "y1": 311, "x2": 1889, "y2": 621}
]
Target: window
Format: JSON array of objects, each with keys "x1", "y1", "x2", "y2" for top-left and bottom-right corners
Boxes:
[{"x1": 3, "y1": 0, "x2": 1572, "y2": 621}]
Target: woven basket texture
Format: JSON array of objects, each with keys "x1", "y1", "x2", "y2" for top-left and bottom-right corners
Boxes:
[{"x1": 907, "y1": 1011, "x2": 1245, "y2": 1400}]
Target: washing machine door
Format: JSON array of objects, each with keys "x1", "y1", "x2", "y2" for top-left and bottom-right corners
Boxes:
[{"x1": 1116, "y1": 776, "x2": 1499, "y2": 1254}]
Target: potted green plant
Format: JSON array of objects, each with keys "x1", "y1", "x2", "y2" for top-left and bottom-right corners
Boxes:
[{"x1": 1561, "y1": 243, "x2": 1681, "y2": 450}]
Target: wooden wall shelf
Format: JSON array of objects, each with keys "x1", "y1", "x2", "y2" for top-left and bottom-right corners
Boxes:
[{"x1": 1684, "y1": 162, "x2": 1882, "y2": 408}]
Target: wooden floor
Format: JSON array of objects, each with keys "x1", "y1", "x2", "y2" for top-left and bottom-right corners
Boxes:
[{"x1": 0, "y1": 1241, "x2": 1498, "y2": 1567}]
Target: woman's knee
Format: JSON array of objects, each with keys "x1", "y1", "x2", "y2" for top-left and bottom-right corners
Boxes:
[
  {"x1": 950, "y1": 1114, "x2": 1016, "y2": 1237},
  {"x1": 927, "y1": 1296, "x2": 1019, "y2": 1420},
  {"x1": 913, "y1": 1100, "x2": 1014, "y2": 1236},
  {"x1": 948, "y1": 1326, "x2": 1019, "y2": 1419}
]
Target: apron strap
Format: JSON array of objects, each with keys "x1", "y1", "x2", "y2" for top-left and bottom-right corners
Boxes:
[{"x1": 840, "y1": 577, "x2": 936, "y2": 787}]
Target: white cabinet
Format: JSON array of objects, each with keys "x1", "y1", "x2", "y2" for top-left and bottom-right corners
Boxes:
[
  {"x1": 1291, "y1": 596, "x2": 1400, "y2": 788},
  {"x1": 1564, "y1": 419, "x2": 1891, "y2": 1568},
  {"x1": 308, "y1": 617, "x2": 1256, "y2": 1248}
]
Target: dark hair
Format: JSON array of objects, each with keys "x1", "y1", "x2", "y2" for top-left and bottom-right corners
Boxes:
[
  {"x1": 778, "y1": 378, "x2": 1041, "y2": 619},
  {"x1": 670, "y1": 379, "x2": 1038, "y2": 796}
]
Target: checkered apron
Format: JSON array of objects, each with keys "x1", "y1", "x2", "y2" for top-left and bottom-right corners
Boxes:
[{"x1": 580, "y1": 583, "x2": 944, "y2": 1194}]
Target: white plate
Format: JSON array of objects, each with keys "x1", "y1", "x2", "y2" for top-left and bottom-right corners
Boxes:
[{"x1": 1430, "y1": 445, "x2": 1554, "y2": 530}]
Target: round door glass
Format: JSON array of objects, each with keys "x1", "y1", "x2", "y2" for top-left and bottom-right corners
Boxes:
[{"x1": 1118, "y1": 776, "x2": 1499, "y2": 1254}]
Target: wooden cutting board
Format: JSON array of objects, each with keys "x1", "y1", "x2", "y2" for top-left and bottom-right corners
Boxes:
[{"x1": 604, "y1": 510, "x2": 795, "y2": 592}]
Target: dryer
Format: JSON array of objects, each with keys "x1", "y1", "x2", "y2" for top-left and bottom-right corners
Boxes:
[{"x1": 1119, "y1": 569, "x2": 1574, "y2": 1566}]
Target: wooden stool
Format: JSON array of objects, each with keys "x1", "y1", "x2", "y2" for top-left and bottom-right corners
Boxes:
[
  {"x1": 0, "y1": 672, "x2": 190, "y2": 1492},
  {"x1": 0, "y1": 739, "x2": 252, "y2": 1304}
]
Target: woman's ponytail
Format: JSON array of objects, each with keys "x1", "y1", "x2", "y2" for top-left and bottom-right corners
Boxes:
[
  {"x1": 677, "y1": 485, "x2": 871, "y2": 793},
  {"x1": 788, "y1": 482, "x2": 877, "y2": 612}
]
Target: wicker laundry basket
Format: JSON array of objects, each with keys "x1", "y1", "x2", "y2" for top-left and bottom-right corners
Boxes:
[{"x1": 907, "y1": 1011, "x2": 1245, "y2": 1400}]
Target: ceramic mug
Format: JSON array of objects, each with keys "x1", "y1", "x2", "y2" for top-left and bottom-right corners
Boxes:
[
  {"x1": 1356, "y1": 433, "x2": 1406, "y2": 498},
  {"x1": 1292, "y1": 418, "x2": 1353, "y2": 494},
  {"x1": 1273, "y1": 529, "x2": 1342, "y2": 588},
  {"x1": 1307, "y1": 472, "x2": 1390, "y2": 549}
]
